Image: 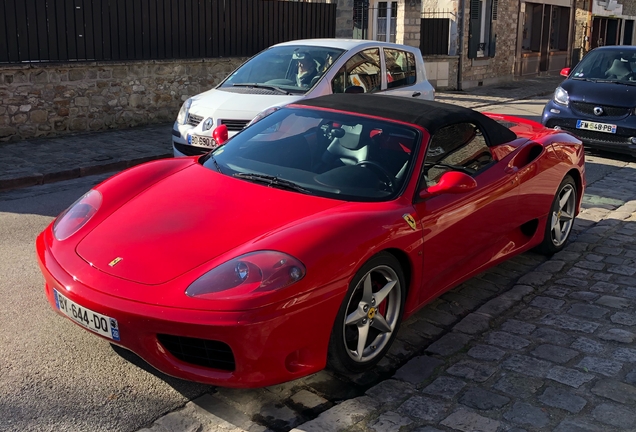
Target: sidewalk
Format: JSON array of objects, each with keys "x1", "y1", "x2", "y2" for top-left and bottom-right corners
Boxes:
[{"x1": 0, "y1": 75, "x2": 563, "y2": 193}]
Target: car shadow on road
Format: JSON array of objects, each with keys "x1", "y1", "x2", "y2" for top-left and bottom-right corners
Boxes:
[{"x1": 109, "y1": 343, "x2": 214, "y2": 393}]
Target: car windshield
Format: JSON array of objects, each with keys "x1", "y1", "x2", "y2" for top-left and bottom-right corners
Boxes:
[
  {"x1": 571, "y1": 48, "x2": 636, "y2": 82},
  {"x1": 219, "y1": 45, "x2": 346, "y2": 94},
  {"x1": 202, "y1": 107, "x2": 420, "y2": 201}
]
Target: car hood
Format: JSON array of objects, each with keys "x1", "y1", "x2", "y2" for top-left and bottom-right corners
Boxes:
[
  {"x1": 562, "y1": 79, "x2": 636, "y2": 107},
  {"x1": 76, "y1": 164, "x2": 342, "y2": 285},
  {"x1": 189, "y1": 88, "x2": 305, "y2": 119}
]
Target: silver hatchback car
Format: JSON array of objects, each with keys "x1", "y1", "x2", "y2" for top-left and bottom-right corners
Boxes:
[{"x1": 172, "y1": 39, "x2": 435, "y2": 157}]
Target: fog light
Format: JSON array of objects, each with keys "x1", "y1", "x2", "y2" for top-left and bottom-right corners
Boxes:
[
  {"x1": 631, "y1": 137, "x2": 636, "y2": 145},
  {"x1": 554, "y1": 126, "x2": 562, "y2": 130},
  {"x1": 550, "y1": 108, "x2": 561, "y2": 114}
]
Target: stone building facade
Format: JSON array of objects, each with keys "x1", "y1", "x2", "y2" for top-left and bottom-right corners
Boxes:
[
  {"x1": 0, "y1": 58, "x2": 246, "y2": 142},
  {"x1": 573, "y1": 0, "x2": 636, "y2": 60}
]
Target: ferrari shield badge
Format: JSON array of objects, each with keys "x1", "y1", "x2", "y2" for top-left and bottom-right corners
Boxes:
[
  {"x1": 403, "y1": 214, "x2": 417, "y2": 231},
  {"x1": 108, "y1": 257, "x2": 123, "y2": 267}
]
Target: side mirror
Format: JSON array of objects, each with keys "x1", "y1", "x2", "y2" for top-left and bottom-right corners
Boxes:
[
  {"x1": 560, "y1": 67, "x2": 571, "y2": 77},
  {"x1": 213, "y1": 124, "x2": 229, "y2": 145},
  {"x1": 419, "y1": 171, "x2": 477, "y2": 199}
]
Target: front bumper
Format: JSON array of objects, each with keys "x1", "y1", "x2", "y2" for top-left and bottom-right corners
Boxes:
[
  {"x1": 36, "y1": 230, "x2": 344, "y2": 388},
  {"x1": 172, "y1": 121, "x2": 241, "y2": 157},
  {"x1": 542, "y1": 100, "x2": 636, "y2": 156}
]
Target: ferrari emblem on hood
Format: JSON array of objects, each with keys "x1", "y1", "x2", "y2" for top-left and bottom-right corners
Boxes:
[
  {"x1": 403, "y1": 214, "x2": 417, "y2": 231},
  {"x1": 108, "y1": 257, "x2": 123, "y2": 267}
]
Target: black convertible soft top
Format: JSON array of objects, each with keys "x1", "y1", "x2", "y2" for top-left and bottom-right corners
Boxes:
[{"x1": 296, "y1": 94, "x2": 518, "y2": 147}]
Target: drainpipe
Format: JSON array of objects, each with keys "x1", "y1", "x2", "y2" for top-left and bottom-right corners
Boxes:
[{"x1": 457, "y1": 0, "x2": 465, "y2": 90}]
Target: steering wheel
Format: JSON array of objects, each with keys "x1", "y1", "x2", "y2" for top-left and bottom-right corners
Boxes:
[{"x1": 357, "y1": 161, "x2": 395, "y2": 191}]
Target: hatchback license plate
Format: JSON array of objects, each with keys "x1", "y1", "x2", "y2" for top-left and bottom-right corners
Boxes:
[
  {"x1": 188, "y1": 134, "x2": 217, "y2": 149},
  {"x1": 54, "y1": 289, "x2": 120, "y2": 341},
  {"x1": 576, "y1": 120, "x2": 617, "y2": 134}
]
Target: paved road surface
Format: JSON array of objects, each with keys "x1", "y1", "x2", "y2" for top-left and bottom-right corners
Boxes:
[{"x1": 1, "y1": 97, "x2": 633, "y2": 432}]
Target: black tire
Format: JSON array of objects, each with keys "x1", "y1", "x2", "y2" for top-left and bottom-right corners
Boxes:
[
  {"x1": 535, "y1": 174, "x2": 577, "y2": 255},
  {"x1": 327, "y1": 252, "x2": 406, "y2": 374}
]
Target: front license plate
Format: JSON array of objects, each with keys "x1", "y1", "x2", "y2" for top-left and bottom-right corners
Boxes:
[
  {"x1": 188, "y1": 134, "x2": 217, "y2": 149},
  {"x1": 576, "y1": 120, "x2": 617, "y2": 134},
  {"x1": 54, "y1": 289, "x2": 120, "y2": 341}
]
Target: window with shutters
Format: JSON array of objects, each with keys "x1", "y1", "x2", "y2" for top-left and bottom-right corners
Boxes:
[{"x1": 468, "y1": 0, "x2": 498, "y2": 59}]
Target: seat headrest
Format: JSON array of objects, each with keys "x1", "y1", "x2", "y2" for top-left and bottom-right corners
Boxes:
[{"x1": 607, "y1": 59, "x2": 631, "y2": 78}]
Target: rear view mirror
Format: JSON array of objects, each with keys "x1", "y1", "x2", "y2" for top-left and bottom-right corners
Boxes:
[
  {"x1": 419, "y1": 171, "x2": 477, "y2": 199},
  {"x1": 213, "y1": 124, "x2": 229, "y2": 145},
  {"x1": 560, "y1": 67, "x2": 571, "y2": 77}
]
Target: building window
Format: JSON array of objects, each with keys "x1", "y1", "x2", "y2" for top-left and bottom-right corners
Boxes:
[
  {"x1": 549, "y1": 6, "x2": 570, "y2": 51},
  {"x1": 468, "y1": 0, "x2": 498, "y2": 58},
  {"x1": 376, "y1": 1, "x2": 398, "y2": 43},
  {"x1": 522, "y1": 4, "x2": 570, "y2": 52},
  {"x1": 353, "y1": 0, "x2": 370, "y2": 40}
]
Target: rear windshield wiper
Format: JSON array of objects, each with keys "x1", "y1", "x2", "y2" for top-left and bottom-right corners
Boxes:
[
  {"x1": 233, "y1": 172, "x2": 313, "y2": 194},
  {"x1": 232, "y1": 83, "x2": 291, "y2": 95}
]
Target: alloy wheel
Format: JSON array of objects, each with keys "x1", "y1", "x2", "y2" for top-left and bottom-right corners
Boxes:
[
  {"x1": 342, "y1": 265, "x2": 402, "y2": 363},
  {"x1": 550, "y1": 183, "x2": 576, "y2": 247}
]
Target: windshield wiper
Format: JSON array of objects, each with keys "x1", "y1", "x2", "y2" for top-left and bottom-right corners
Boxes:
[
  {"x1": 596, "y1": 79, "x2": 636, "y2": 86},
  {"x1": 209, "y1": 154, "x2": 223, "y2": 173},
  {"x1": 232, "y1": 83, "x2": 291, "y2": 95},
  {"x1": 575, "y1": 78, "x2": 636, "y2": 86},
  {"x1": 233, "y1": 173, "x2": 313, "y2": 194}
]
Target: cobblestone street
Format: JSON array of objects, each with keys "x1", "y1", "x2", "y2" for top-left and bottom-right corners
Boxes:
[{"x1": 128, "y1": 162, "x2": 636, "y2": 431}]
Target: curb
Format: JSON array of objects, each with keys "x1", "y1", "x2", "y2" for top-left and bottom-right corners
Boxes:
[{"x1": 0, "y1": 153, "x2": 172, "y2": 193}]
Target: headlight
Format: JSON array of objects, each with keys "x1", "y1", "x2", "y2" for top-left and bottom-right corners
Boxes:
[
  {"x1": 554, "y1": 87, "x2": 569, "y2": 106},
  {"x1": 185, "y1": 251, "x2": 306, "y2": 300},
  {"x1": 176, "y1": 98, "x2": 192, "y2": 125},
  {"x1": 247, "y1": 106, "x2": 281, "y2": 127},
  {"x1": 53, "y1": 190, "x2": 102, "y2": 241}
]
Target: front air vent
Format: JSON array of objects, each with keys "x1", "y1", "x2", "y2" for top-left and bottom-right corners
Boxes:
[
  {"x1": 220, "y1": 119, "x2": 250, "y2": 131},
  {"x1": 157, "y1": 334, "x2": 235, "y2": 371},
  {"x1": 187, "y1": 113, "x2": 203, "y2": 127}
]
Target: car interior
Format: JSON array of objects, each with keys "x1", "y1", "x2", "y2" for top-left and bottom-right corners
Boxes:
[
  {"x1": 579, "y1": 50, "x2": 636, "y2": 81},
  {"x1": 218, "y1": 110, "x2": 418, "y2": 199}
]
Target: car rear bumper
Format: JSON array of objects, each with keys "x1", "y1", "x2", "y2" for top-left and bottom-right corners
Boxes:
[
  {"x1": 542, "y1": 101, "x2": 636, "y2": 156},
  {"x1": 36, "y1": 231, "x2": 343, "y2": 388}
]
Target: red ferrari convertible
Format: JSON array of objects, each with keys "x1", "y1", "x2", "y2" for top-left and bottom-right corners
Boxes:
[{"x1": 37, "y1": 95, "x2": 584, "y2": 388}]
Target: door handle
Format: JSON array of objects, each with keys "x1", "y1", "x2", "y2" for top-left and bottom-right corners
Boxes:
[
  {"x1": 504, "y1": 166, "x2": 518, "y2": 174},
  {"x1": 412, "y1": 92, "x2": 421, "y2": 97}
]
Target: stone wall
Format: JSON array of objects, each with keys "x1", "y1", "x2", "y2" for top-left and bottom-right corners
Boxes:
[
  {"x1": 623, "y1": 0, "x2": 636, "y2": 17},
  {"x1": 0, "y1": 58, "x2": 247, "y2": 142},
  {"x1": 424, "y1": 56, "x2": 460, "y2": 89},
  {"x1": 336, "y1": 0, "x2": 354, "y2": 38},
  {"x1": 397, "y1": 0, "x2": 423, "y2": 47},
  {"x1": 574, "y1": 2, "x2": 592, "y2": 57}
]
